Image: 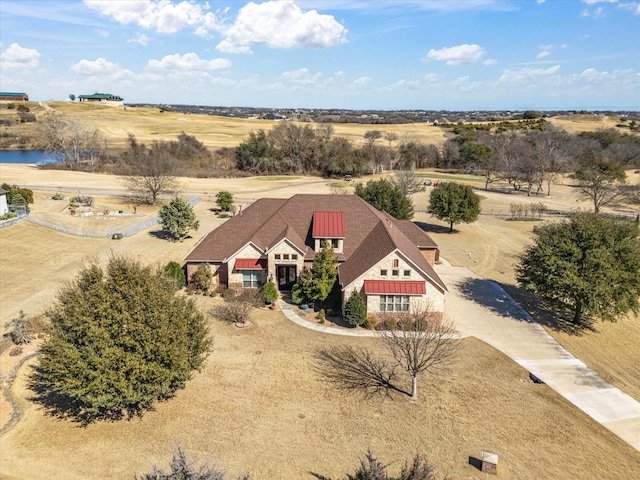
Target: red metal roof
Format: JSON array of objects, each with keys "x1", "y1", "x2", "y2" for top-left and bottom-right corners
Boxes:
[
  {"x1": 363, "y1": 280, "x2": 426, "y2": 295},
  {"x1": 312, "y1": 211, "x2": 346, "y2": 238},
  {"x1": 234, "y1": 258, "x2": 266, "y2": 270}
]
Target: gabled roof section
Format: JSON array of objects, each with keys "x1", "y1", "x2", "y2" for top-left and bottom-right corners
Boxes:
[
  {"x1": 339, "y1": 215, "x2": 447, "y2": 293},
  {"x1": 312, "y1": 211, "x2": 346, "y2": 238},
  {"x1": 364, "y1": 280, "x2": 426, "y2": 295},
  {"x1": 395, "y1": 220, "x2": 438, "y2": 248}
]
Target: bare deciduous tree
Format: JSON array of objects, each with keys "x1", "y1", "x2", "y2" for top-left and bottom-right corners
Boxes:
[
  {"x1": 380, "y1": 311, "x2": 458, "y2": 400},
  {"x1": 392, "y1": 170, "x2": 426, "y2": 196},
  {"x1": 315, "y1": 310, "x2": 458, "y2": 401},
  {"x1": 122, "y1": 137, "x2": 180, "y2": 204},
  {"x1": 35, "y1": 115, "x2": 106, "y2": 168}
]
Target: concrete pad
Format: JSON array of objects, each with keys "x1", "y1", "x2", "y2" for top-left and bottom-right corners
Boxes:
[
  {"x1": 435, "y1": 261, "x2": 640, "y2": 452},
  {"x1": 602, "y1": 417, "x2": 640, "y2": 451}
]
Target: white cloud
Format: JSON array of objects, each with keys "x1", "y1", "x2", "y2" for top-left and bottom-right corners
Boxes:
[
  {"x1": 128, "y1": 34, "x2": 150, "y2": 45},
  {"x1": 281, "y1": 67, "x2": 323, "y2": 85},
  {"x1": 71, "y1": 57, "x2": 125, "y2": 76},
  {"x1": 0, "y1": 43, "x2": 41, "y2": 70},
  {"x1": 424, "y1": 44, "x2": 486, "y2": 66},
  {"x1": 449, "y1": 76, "x2": 481, "y2": 92},
  {"x1": 221, "y1": 1, "x2": 347, "y2": 52},
  {"x1": 84, "y1": 0, "x2": 223, "y2": 34},
  {"x1": 537, "y1": 50, "x2": 551, "y2": 59},
  {"x1": 392, "y1": 79, "x2": 421, "y2": 90},
  {"x1": 620, "y1": 2, "x2": 640, "y2": 14},
  {"x1": 483, "y1": 58, "x2": 498, "y2": 65},
  {"x1": 581, "y1": 0, "x2": 617, "y2": 4},
  {"x1": 147, "y1": 53, "x2": 231, "y2": 71},
  {"x1": 94, "y1": 28, "x2": 109, "y2": 38},
  {"x1": 351, "y1": 76, "x2": 371, "y2": 87},
  {"x1": 499, "y1": 65, "x2": 561, "y2": 83},
  {"x1": 215, "y1": 40, "x2": 252, "y2": 55},
  {"x1": 580, "y1": 67, "x2": 606, "y2": 81}
]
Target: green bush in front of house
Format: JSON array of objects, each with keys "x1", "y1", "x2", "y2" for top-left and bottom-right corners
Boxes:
[
  {"x1": 344, "y1": 290, "x2": 367, "y2": 327},
  {"x1": 262, "y1": 281, "x2": 279, "y2": 305},
  {"x1": 164, "y1": 261, "x2": 186, "y2": 289}
]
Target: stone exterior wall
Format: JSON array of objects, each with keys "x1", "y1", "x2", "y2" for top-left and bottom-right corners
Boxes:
[
  {"x1": 266, "y1": 239, "x2": 305, "y2": 290},
  {"x1": 342, "y1": 250, "x2": 445, "y2": 316},
  {"x1": 228, "y1": 244, "x2": 264, "y2": 289}
]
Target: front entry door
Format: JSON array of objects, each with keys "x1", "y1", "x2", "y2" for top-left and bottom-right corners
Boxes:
[{"x1": 277, "y1": 265, "x2": 297, "y2": 290}]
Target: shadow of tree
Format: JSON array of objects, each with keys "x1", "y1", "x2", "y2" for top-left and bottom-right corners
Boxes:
[
  {"x1": 148, "y1": 229, "x2": 172, "y2": 240},
  {"x1": 455, "y1": 278, "x2": 535, "y2": 323},
  {"x1": 414, "y1": 221, "x2": 458, "y2": 235},
  {"x1": 314, "y1": 346, "x2": 410, "y2": 398},
  {"x1": 500, "y1": 283, "x2": 597, "y2": 336}
]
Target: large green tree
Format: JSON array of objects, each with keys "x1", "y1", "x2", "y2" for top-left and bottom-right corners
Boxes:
[
  {"x1": 159, "y1": 196, "x2": 199, "y2": 241},
  {"x1": 428, "y1": 182, "x2": 481, "y2": 231},
  {"x1": 32, "y1": 255, "x2": 210, "y2": 423},
  {"x1": 301, "y1": 241, "x2": 338, "y2": 307},
  {"x1": 516, "y1": 213, "x2": 640, "y2": 325},
  {"x1": 355, "y1": 178, "x2": 414, "y2": 220}
]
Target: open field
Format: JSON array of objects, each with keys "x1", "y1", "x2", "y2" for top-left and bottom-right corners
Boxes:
[
  {"x1": 1, "y1": 165, "x2": 639, "y2": 478},
  {"x1": 2, "y1": 101, "x2": 630, "y2": 152}
]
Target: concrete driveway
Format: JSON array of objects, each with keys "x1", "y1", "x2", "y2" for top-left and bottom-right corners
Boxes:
[{"x1": 436, "y1": 261, "x2": 640, "y2": 452}]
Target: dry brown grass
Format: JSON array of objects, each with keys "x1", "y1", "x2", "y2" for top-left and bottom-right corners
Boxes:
[
  {"x1": 1, "y1": 165, "x2": 639, "y2": 479},
  {"x1": 32, "y1": 102, "x2": 449, "y2": 151},
  {"x1": 1, "y1": 309, "x2": 639, "y2": 480}
]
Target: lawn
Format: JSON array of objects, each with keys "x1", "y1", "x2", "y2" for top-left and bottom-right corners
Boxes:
[{"x1": 1, "y1": 159, "x2": 639, "y2": 477}]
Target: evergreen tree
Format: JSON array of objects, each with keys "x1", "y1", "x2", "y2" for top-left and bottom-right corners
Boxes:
[
  {"x1": 159, "y1": 196, "x2": 199, "y2": 241},
  {"x1": 516, "y1": 213, "x2": 640, "y2": 325},
  {"x1": 428, "y1": 182, "x2": 481, "y2": 231},
  {"x1": 355, "y1": 178, "x2": 414, "y2": 220},
  {"x1": 32, "y1": 255, "x2": 210, "y2": 424},
  {"x1": 344, "y1": 290, "x2": 367, "y2": 326},
  {"x1": 301, "y1": 241, "x2": 338, "y2": 306}
]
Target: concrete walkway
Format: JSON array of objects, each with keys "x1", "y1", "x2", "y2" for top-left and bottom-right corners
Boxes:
[
  {"x1": 278, "y1": 263, "x2": 640, "y2": 452},
  {"x1": 435, "y1": 262, "x2": 640, "y2": 452}
]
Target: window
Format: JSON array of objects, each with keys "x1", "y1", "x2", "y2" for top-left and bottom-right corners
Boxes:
[
  {"x1": 332, "y1": 239, "x2": 340, "y2": 248},
  {"x1": 380, "y1": 269, "x2": 388, "y2": 276},
  {"x1": 283, "y1": 254, "x2": 289, "y2": 260},
  {"x1": 274, "y1": 254, "x2": 281, "y2": 260},
  {"x1": 292, "y1": 254, "x2": 298, "y2": 260},
  {"x1": 380, "y1": 295, "x2": 409, "y2": 312},
  {"x1": 242, "y1": 271, "x2": 261, "y2": 288},
  {"x1": 393, "y1": 259, "x2": 399, "y2": 268},
  {"x1": 404, "y1": 270, "x2": 411, "y2": 277},
  {"x1": 392, "y1": 269, "x2": 399, "y2": 277}
]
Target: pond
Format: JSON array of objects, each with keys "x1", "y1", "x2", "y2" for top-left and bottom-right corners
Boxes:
[{"x1": 0, "y1": 150, "x2": 57, "y2": 164}]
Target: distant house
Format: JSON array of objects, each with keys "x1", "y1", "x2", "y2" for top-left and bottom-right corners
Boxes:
[
  {"x1": 78, "y1": 93, "x2": 124, "y2": 106},
  {"x1": 0, "y1": 188, "x2": 9, "y2": 215},
  {"x1": 185, "y1": 194, "x2": 446, "y2": 315},
  {"x1": 0, "y1": 92, "x2": 29, "y2": 102}
]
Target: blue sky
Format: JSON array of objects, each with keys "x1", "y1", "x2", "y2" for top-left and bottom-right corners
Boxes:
[{"x1": 1, "y1": 0, "x2": 639, "y2": 110}]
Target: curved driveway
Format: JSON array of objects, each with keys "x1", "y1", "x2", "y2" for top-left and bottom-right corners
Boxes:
[{"x1": 280, "y1": 260, "x2": 640, "y2": 452}]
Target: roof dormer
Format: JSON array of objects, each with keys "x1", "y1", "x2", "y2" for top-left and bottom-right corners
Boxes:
[{"x1": 312, "y1": 211, "x2": 345, "y2": 253}]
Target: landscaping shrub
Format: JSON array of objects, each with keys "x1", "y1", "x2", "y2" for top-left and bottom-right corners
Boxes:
[
  {"x1": 164, "y1": 261, "x2": 186, "y2": 289},
  {"x1": 191, "y1": 264, "x2": 213, "y2": 292},
  {"x1": 262, "y1": 281, "x2": 279, "y2": 305},
  {"x1": 344, "y1": 290, "x2": 367, "y2": 327}
]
